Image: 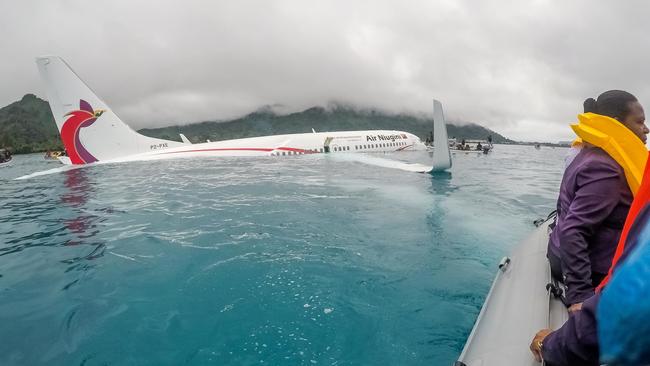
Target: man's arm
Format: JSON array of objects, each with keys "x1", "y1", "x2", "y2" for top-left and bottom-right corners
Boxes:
[{"x1": 540, "y1": 294, "x2": 600, "y2": 366}]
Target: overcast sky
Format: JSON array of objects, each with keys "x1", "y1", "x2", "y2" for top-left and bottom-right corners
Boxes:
[{"x1": 1, "y1": 0, "x2": 649, "y2": 142}]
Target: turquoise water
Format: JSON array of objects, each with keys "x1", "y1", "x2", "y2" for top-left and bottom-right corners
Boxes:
[{"x1": 0, "y1": 146, "x2": 565, "y2": 366}]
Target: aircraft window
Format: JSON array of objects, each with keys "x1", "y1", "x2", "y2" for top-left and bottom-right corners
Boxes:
[{"x1": 346, "y1": 146, "x2": 349, "y2": 151}]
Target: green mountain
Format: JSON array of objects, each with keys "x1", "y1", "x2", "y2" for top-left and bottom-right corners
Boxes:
[
  {"x1": 139, "y1": 105, "x2": 512, "y2": 144},
  {"x1": 0, "y1": 95, "x2": 511, "y2": 154},
  {"x1": 0, "y1": 94, "x2": 62, "y2": 153}
]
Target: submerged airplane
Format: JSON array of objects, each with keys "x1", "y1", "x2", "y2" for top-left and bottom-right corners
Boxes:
[{"x1": 34, "y1": 56, "x2": 451, "y2": 174}]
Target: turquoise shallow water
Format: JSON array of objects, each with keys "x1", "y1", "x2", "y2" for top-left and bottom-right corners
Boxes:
[{"x1": 0, "y1": 145, "x2": 565, "y2": 366}]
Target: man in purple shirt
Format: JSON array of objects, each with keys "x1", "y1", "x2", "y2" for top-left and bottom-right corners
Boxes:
[
  {"x1": 547, "y1": 146, "x2": 632, "y2": 305},
  {"x1": 547, "y1": 90, "x2": 646, "y2": 311},
  {"x1": 532, "y1": 90, "x2": 648, "y2": 365}
]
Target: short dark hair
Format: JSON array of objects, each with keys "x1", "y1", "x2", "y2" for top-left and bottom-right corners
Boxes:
[{"x1": 583, "y1": 90, "x2": 638, "y2": 120}]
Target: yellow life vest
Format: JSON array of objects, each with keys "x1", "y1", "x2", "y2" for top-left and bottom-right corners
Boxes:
[{"x1": 571, "y1": 113, "x2": 648, "y2": 195}]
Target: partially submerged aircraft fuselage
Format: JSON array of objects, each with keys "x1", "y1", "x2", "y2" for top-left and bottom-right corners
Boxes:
[
  {"x1": 111, "y1": 130, "x2": 425, "y2": 163},
  {"x1": 36, "y1": 56, "x2": 450, "y2": 172}
]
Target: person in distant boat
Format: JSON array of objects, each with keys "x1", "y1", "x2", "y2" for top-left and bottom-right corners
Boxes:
[
  {"x1": 487, "y1": 135, "x2": 492, "y2": 144},
  {"x1": 0, "y1": 149, "x2": 10, "y2": 163},
  {"x1": 547, "y1": 90, "x2": 648, "y2": 313},
  {"x1": 476, "y1": 142, "x2": 483, "y2": 150}
]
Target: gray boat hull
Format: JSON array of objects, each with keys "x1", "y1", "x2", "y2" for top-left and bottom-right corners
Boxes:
[{"x1": 456, "y1": 220, "x2": 568, "y2": 365}]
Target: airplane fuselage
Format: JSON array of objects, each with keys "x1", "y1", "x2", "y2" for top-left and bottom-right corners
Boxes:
[{"x1": 113, "y1": 130, "x2": 426, "y2": 162}]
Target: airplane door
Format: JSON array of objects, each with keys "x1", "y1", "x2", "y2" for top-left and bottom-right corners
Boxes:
[{"x1": 323, "y1": 137, "x2": 334, "y2": 153}]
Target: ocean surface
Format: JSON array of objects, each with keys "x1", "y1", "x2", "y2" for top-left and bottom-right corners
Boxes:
[{"x1": 0, "y1": 145, "x2": 566, "y2": 366}]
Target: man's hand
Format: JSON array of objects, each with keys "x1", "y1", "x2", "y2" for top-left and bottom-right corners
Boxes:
[
  {"x1": 568, "y1": 302, "x2": 583, "y2": 313},
  {"x1": 530, "y1": 329, "x2": 553, "y2": 362}
]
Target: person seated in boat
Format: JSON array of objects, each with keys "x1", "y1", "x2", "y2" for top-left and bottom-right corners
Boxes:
[
  {"x1": 0, "y1": 150, "x2": 9, "y2": 163},
  {"x1": 531, "y1": 162, "x2": 650, "y2": 365},
  {"x1": 476, "y1": 142, "x2": 482, "y2": 150},
  {"x1": 547, "y1": 90, "x2": 648, "y2": 312}
]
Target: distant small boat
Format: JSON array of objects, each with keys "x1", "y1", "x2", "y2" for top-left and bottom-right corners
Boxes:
[
  {"x1": 449, "y1": 139, "x2": 493, "y2": 154},
  {"x1": 534, "y1": 144, "x2": 541, "y2": 150}
]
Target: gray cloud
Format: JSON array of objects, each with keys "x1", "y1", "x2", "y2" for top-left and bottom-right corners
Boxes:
[{"x1": 1, "y1": 0, "x2": 649, "y2": 141}]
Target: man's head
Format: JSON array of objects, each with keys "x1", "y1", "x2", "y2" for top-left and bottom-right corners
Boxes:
[{"x1": 584, "y1": 90, "x2": 649, "y2": 144}]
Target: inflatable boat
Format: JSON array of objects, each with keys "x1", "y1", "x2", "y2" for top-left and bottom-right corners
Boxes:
[{"x1": 455, "y1": 215, "x2": 567, "y2": 366}]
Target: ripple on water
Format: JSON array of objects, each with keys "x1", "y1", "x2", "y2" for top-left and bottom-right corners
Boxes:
[{"x1": 0, "y1": 146, "x2": 565, "y2": 365}]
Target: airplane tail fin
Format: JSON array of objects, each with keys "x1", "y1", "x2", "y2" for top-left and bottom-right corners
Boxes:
[
  {"x1": 36, "y1": 56, "x2": 185, "y2": 165},
  {"x1": 431, "y1": 99, "x2": 452, "y2": 172}
]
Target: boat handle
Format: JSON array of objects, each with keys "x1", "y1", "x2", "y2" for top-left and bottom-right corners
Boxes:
[{"x1": 498, "y1": 256, "x2": 511, "y2": 272}]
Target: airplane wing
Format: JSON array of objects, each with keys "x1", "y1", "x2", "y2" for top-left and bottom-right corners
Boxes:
[
  {"x1": 269, "y1": 139, "x2": 293, "y2": 156},
  {"x1": 179, "y1": 134, "x2": 192, "y2": 144},
  {"x1": 327, "y1": 153, "x2": 434, "y2": 174}
]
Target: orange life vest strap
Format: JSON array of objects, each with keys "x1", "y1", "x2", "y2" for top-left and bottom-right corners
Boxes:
[{"x1": 598, "y1": 151, "x2": 650, "y2": 291}]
